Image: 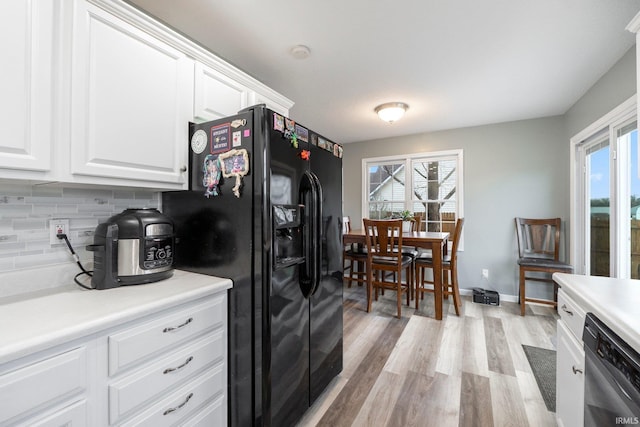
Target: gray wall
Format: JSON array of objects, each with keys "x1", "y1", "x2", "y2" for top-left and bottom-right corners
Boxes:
[
  {"x1": 342, "y1": 45, "x2": 637, "y2": 299},
  {"x1": 565, "y1": 47, "x2": 637, "y2": 139}
]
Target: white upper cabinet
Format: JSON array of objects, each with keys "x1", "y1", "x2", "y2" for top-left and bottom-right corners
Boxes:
[
  {"x1": 194, "y1": 62, "x2": 248, "y2": 122},
  {"x1": 67, "y1": 0, "x2": 193, "y2": 189},
  {"x1": 0, "y1": 1, "x2": 54, "y2": 176},
  {"x1": 249, "y1": 91, "x2": 291, "y2": 117},
  {"x1": 0, "y1": 0, "x2": 292, "y2": 190}
]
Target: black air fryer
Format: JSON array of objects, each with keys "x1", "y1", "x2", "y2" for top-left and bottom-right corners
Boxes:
[{"x1": 87, "y1": 208, "x2": 174, "y2": 289}]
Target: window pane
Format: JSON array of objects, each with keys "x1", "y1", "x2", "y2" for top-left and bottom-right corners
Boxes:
[
  {"x1": 588, "y1": 140, "x2": 610, "y2": 277},
  {"x1": 412, "y1": 158, "x2": 456, "y2": 232},
  {"x1": 368, "y1": 163, "x2": 405, "y2": 205},
  {"x1": 369, "y1": 202, "x2": 404, "y2": 220},
  {"x1": 363, "y1": 151, "x2": 462, "y2": 242}
]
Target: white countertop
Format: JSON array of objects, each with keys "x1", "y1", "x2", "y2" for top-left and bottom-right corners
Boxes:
[
  {"x1": 0, "y1": 269, "x2": 232, "y2": 365},
  {"x1": 553, "y1": 273, "x2": 640, "y2": 353}
]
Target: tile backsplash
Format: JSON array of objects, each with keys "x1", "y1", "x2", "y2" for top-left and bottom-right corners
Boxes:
[{"x1": 0, "y1": 182, "x2": 160, "y2": 293}]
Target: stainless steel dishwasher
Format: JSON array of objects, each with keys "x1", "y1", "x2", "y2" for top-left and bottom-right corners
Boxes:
[{"x1": 583, "y1": 312, "x2": 640, "y2": 426}]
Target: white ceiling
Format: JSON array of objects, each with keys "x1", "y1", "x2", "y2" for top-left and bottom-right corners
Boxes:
[{"x1": 127, "y1": 0, "x2": 640, "y2": 143}]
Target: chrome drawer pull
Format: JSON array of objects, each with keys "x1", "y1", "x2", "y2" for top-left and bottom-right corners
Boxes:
[
  {"x1": 163, "y1": 392, "x2": 194, "y2": 416},
  {"x1": 163, "y1": 317, "x2": 193, "y2": 333},
  {"x1": 163, "y1": 356, "x2": 194, "y2": 374},
  {"x1": 561, "y1": 304, "x2": 574, "y2": 316},
  {"x1": 572, "y1": 366, "x2": 583, "y2": 375}
]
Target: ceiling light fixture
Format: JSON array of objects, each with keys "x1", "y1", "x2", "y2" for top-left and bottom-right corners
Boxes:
[
  {"x1": 374, "y1": 102, "x2": 409, "y2": 124},
  {"x1": 290, "y1": 45, "x2": 311, "y2": 59}
]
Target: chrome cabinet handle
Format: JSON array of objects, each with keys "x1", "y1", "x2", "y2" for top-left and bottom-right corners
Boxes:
[
  {"x1": 561, "y1": 304, "x2": 574, "y2": 316},
  {"x1": 163, "y1": 317, "x2": 193, "y2": 333},
  {"x1": 572, "y1": 366, "x2": 583, "y2": 374},
  {"x1": 180, "y1": 166, "x2": 187, "y2": 172},
  {"x1": 163, "y1": 356, "x2": 194, "y2": 374},
  {"x1": 163, "y1": 392, "x2": 193, "y2": 415}
]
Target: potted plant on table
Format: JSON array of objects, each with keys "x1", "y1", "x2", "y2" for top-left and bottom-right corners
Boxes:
[{"x1": 393, "y1": 210, "x2": 414, "y2": 232}]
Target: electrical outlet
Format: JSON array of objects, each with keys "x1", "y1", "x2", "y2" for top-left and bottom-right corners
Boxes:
[
  {"x1": 49, "y1": 219, "x2": 69, "y2": 245},
  {"x1": 482, "y1": 269, "x2": 489, "y2": 279}
]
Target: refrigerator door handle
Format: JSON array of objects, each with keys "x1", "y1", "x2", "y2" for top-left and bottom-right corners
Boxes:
[
  {"x1": 299, "y1": 171, "x2": 319, "y2": 298},
  {"x1": 309, "y1": 172, "x2": 323, "y2": 295}
]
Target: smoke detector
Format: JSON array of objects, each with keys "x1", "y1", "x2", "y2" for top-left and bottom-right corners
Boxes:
[{"x1": 290, "y1": 45, "x2": 311, "y2": 59}]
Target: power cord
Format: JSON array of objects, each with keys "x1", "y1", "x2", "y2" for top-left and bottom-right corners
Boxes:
[{"x1": 57, "y1": 233, "x2": 94, "y2": 290}]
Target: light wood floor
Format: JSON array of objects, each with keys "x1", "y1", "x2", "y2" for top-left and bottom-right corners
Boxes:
[{"x1": 297, "y1": 282, "x2": 559, "y2": 427}]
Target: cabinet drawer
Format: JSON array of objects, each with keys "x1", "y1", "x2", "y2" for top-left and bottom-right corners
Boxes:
[
  {"x1": 557, "y1": 289, "x2": 586, "y2": 340},
  {"x1": 109, "y1": 330, "x2": 225, "y2": 423},
  {"x1": 120, "y1": 365, "x2": 225, "y2": 427},
  {"x1": 0, "y1": 347, "x2": 86, "y2": 424},
  {"x1": 182, "y1": 394, "x2": 225, "y2": 427},
  {"x1": 19, "y1": 399, "x2": 87, "y2": 427},
  {"x1": 109, "y1": 295, "x2": 225, "y2": 376}
]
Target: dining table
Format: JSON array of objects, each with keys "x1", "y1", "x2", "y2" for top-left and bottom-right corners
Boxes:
[{"x1": 343, "y1": 229, "x2": 450, "y2": 320}]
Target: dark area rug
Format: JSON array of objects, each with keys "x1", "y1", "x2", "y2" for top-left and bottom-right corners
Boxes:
[{"x1": 522, "y1": 344, "x2": 556, "y2": 412}]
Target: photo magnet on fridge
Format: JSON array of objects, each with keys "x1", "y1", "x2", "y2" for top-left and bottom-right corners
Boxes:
[
  {"x1": 220, "y1": 149, "x2": 250, "y2": 198},
  {"x1": 202, "y1": 154, "x2": 221, "y2": 198},
  {"x1": 273, "y1": 113, "x2": 284, "y2": 132},
  {"x1": 295, "y1": 124, "x2": 309, "y2": 142}
]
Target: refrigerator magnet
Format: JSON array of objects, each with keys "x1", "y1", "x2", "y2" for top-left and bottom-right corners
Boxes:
[
  {"x1": 232, "y1": 131, "x2": 241, "y2": 147},
  {"x1": 210, "y1": 124, "x2": 231, "y2": 154},
  {"x1": 220, "y1": 149, "x2": 249, "y2": 198},
  {"x1": 285, "y1": 129, "x2": 298, "y2": 148},
  {"x1": 285, "y1": 118, "x2": 295, "y2": 132},
  {"x1": 202, "y1": 154, "x2": 221, "y2": 198},
  {"x1": 191, "y1": 129, "x2": 207, "y2": 154},
  {"x1": 273, "y1": 113, "x2": 284, "y2": 132},
  {"x1": 295, "y1": 125, "x2": 309, "y2": 142}
]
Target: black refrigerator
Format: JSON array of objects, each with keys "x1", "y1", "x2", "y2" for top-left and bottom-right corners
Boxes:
[{"x1": 162, "y1": 105, "x2": 344, "y2": 427}]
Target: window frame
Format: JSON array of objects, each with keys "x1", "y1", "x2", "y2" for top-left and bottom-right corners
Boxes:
[
  {"x1": 570, "y1": 94, "x2": 637, "y2": 277},
  {"x1": 361, "y1": 149, "x2": 464, "y2": 249}
]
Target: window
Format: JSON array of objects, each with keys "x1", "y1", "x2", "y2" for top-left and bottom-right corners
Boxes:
[
  {"x1": 571, "y1": 95, "x2": 639, "y2": 278},
  {"x1": 362, "y1": 149, "x2": 464, "y2": 240}
]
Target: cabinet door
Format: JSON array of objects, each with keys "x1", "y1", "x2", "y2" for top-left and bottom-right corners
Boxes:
[
  {"x1": 556, "y1": 320, "x2": 585, "y2": 427},
  {"x1": 0, "y1": 1, "x2": 53, "y2": 174},
  {"x1": 249, "y1": 91, "x2": 291, "y2": 117},
  {"x1": 26, "y1": 399, "x2": 87, "y2": 427},
  {"x1": 0, "y1": 347, "x2": 87, "y2": 425},
  {"x1": 69, "y1": 1, "x2": 193, "y2": 188},
  {"x1": 194, "y1": 62, "x2": 248, "y2": 122}
]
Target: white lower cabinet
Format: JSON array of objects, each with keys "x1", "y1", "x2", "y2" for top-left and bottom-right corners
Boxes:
[
  {"x1": 0, "y1": 347, "x2": 89, "y2": 426},
  {"x1": 0, "y1": 292, "x2": 227, "y2": 426},
  {"x1": 555, "y1": 289, "x2": 585, "y2": 427}
]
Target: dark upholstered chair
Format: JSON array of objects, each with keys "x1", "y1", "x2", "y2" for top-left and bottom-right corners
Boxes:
[
  {"x1": 515, "y1": 217, "x2": 574, "y2": 316},
  {"x1": 363, "y1": 219, "x2": 413, "y2": 318}
]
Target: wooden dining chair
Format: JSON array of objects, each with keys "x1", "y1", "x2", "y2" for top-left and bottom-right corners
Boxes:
[
  {"x1": 414, "y1": 217, "x2": 464, "y2": 316},
  {"x1": 342, "y1": 216, "x2": 367, "y2": 287},
  {"x1": 413, "y1": 214, "x2": 423, "y2": 232},
  {"x1": 515, "y1": 217, "x2": 573, "y2": 316},
  {"x1": 363, "y1": 219, "x2": 413, "y2": 318}
]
